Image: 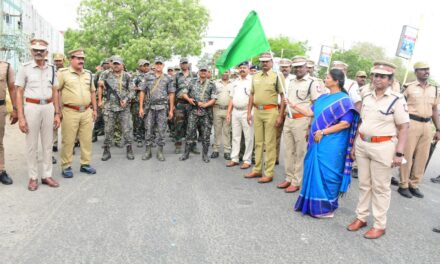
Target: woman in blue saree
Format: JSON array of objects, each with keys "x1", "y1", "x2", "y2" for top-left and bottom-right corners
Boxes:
[{"x1": 286, "y1": 69, "x2": 359, "y2": 218}]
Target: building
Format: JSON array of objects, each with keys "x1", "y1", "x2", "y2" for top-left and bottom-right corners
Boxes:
[{"x1": 1, "y1": 0, "x2": 64, "y2": 70}]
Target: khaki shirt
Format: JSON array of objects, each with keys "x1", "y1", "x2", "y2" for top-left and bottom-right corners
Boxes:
[
  {"x1": 251, "y1": 69, "x2": 283, "y2": 106},
  {"x1": 230, "y1": 75, "x2": 252, "y2": 108},
  {"x1": 403, "y1": 80, "x2": 440, "y2": 118},
  {"x1": 215, "y1": 79, "x2": 233, "y2": 107},
  {"x1": 57, "y1": 67, "x2": 95, "y2": 106},
  {"x1": 287, "y1": 74, "x2": 321, "y2": 114},
  {"x1": 359, "y1": 87, "x2": 409, "y2": 137},
  {"x1": 15, "y1": 61, "x2": 57, "y2": 99},
  {"x1": 0, "y1": 61, "x2": 12, "y2": 100},
  {"x1": 360, "y1": 81, "x2": 401, "y2": 97}
]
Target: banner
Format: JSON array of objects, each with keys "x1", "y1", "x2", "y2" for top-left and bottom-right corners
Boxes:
[
  {"x1": 396, "y1": 25, "x2": 418, "y2": 59},
  {"x1": 318, "y1": 45, "x2": 332, "y2": 67}
]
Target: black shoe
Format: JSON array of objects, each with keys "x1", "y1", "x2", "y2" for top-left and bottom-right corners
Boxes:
[
  {"x1": 179, "y1": 144, "x2": 191, "y2": 161},
  {"x1": 0, "y1": 171, "x2": 13, "y2": 185},
  {"x1": 397, "y1": 187, "x2": 413, "y2": 198},
  {"x1": 211, "y1": 152, "x2": 219, "y2": 159},
  {"x1": 431, "y1": 176, "x2": 440, "y2": 183},
  {"x1": 52, "y1": 156, "x2": 57, "y2": 164},
  {"x1": 391, "y1": 177, "x2": 399, "y2": 186},
  {"x1": 126, "y1": 145, "x2": 135, "y2": 160},
  {"x1": 433, "y1": 226, "x2": 440, "y2": 233},
  {"x1": 52, "y1": 146, "x2": 58, "y2": 152},
  {"x1": 275, "y1": 160, "x2": 279, "y2": 165},
  {"x1": 102, "y1": 146, "x2": 111, "y2": 161},
  {"x1": 74, "y1": 141, "x2": 80, "y2": 148},
  {"x1": 351, "y1": 168, "x2": 358, "y2": 178},
  {"x1": 92, "y1": 134, "x2": 98, "y2": 143},
  {"x1": 224, "y1": 153, "x2": 231, "y2": 160},
  {"x1": 409, "y1": 187, "x2": 424, "y2": 198}
]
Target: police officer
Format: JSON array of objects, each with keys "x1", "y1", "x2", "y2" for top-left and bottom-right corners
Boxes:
[
  {"x1": 15, "y1": 38, "x2": 61, "y2": 191},
  {"x1": 348, "y1": 61, "x2": 409, "y2": 239},
  {"x1": 139, "y1": 57, "x2": 175, "y2": 161},
  {"x1": 0, "y1": 59, "x2": 18, "y2": 185},
  {"x1": 226, "y1": 61, "x2": 253, "y2": 169},
  {"x1": 173, "y1": 57, "x2": 194, "y2": 154},
  {"x1": 332, "y1": 61, "x2": 361, "y2": 110},
  {"x1": 131, "y1": 59, "x2": 150, "y2": 147},
  {"x1": 277, "y1": 56, "x2": 322, "y2": 192},
  {"x1": 98, "y1": 56, "x2": 135, "y2": 161},
  {"x1": 398, "y1": 62, "x2": 440, "y2": 198},
  {"x1": 51, "y1": 52, "x2": 65, "y2": 164},
  {"x1": 355, "y1": 71, "x2": 367, "y2": 87},
  {"x1": 179, "y1": 64, "x2": 216, "y2": 162},
  {"x1": 245, "y1": 52, "x2": 285, "y2": 183},
  {"x1": 211, "y1": 70, "x2": 232, "y2": 160},
  {"x1": 57, "y1": 49, "x2": 97, "y2": 178},
  {"x1": 92, "y1": 58, "x2": 111, "y2": 142}
]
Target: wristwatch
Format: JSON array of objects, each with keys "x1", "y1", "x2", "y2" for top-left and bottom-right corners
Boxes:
[{"x1": 395, "y1": 152, "x2": 404, "y2": 157}]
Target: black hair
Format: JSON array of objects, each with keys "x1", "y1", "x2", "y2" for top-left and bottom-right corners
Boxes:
[{"x1": 329, "y1": 68, "x2": 347, "y2": 94}]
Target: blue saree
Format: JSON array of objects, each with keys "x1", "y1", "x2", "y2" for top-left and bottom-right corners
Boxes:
[{"x1": 294, "y1": 92, "x2": 359, "y2": 217}]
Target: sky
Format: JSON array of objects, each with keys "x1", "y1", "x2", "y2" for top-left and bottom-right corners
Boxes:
[{"x1": 31, "y1": 0, "x2": 439, "y2": 79}]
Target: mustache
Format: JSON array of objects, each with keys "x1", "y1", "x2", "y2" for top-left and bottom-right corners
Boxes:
[{"x1": 239, "y1": 70, "x2": 245, "y2": 73}]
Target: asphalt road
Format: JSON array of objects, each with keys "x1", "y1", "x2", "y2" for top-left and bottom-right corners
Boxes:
[{"x1": 1, "y1": 122, "x2": 439, "y2": 264}]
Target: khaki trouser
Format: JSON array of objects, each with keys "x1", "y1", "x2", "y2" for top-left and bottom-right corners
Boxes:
[
  {"x1": 283, "y1": 117, "x2": 309, "y2": 186},
  {"x1": 61, "y1": 107, "x2": 93, "y2": 169},
  {"x1": 400, "y1": 120, "x2": 432, "y2": 188},
  {"x1": 253, "y1": 108, "x2": 278, "y2": 177},
  {"x1": 355, "y1": 138, "x2": 396, "y2": 229},
  {"x1": 231, "y1": 109, "x2": 254, "y2": 164},
  {"x1": 212, "y1": 106, "x2": 231, "y2": 153},
  {"x1": 0, "y1": 105, "x2": 6, "y2": 171},
  {"x1": 24, "y1": 103, "x2": 54, "y2": 180}
]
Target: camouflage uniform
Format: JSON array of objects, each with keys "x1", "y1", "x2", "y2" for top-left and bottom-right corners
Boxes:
[
  {"x1": 99, "y1": 69, "x2": 134, "y2": 148},
  {"x1": 141, "y1": 73, "x2": 174, "y2": 148},
  {"x1": 173, "y1": 71, "x2": 193, "y2": 152},
  {"x1": 93, "y1": 70, "x2": 105, "y2": 138},
  {"x1": 130, "y1": 70, "x2": 147, "y2": 144},
  {"x1": 181, "y1": 78, "x2": 216, "y2": 160}
]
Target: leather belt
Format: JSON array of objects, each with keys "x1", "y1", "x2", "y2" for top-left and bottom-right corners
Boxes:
[
  {"x1": 409, "y1": 114, "x2": 431, "y2": 123},
  {"x1": 0, "y1": 99, "x2": 5, "y2": 106},
  {"x1": 234, "y1": 106, "x2": 247, "y2": 111},
  {"x1": 254, "y1": 104, "x2": 277, "y2": 110},
  {"x1": 360, "y1": 133, "x2": 393, "y2": 143},
  {"x1": 215, "y1": 105, "x2": 228, "y2": 110},
  {"x1": 64, "y1": 104, "x2": 92, "y2": 112},
  {"x1": 290, "y1": 113, "x2": 305, "y2": 119},
  {"x1": 25, "y1": 98, "x2": 53, "y2": 104}
]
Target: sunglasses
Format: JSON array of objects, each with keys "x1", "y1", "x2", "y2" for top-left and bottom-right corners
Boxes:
[
  {"x1": 373, "y1": 74, "x2": 389, "y2": 79},
  {"x1": 32, "y1": 49, "x2": 46, "y2": 53}
]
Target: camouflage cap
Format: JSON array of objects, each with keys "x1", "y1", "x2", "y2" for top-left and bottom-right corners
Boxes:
[
  {"x1": 199, "y1": 64, "x2": 209, "y2": 70},
  {"x1": 371, "y1": 60, "x2": 396, "y2": 75},
  {"x1": 154, "y1": 56, "x2": 164, "y2": 64},
  {"x1": 167, "y1": 67, "x2": 174, "y2": 71},
  {"x1": 68, "y1": 49, "x2": 85, "y2": 58},
  {"x1": 180, "y1": 57, "x2": 189, "y2": 63},
  {"x1": 306, "y1": 60, "x2": 315, "y2": 68},
  {"x1": 30, "y1": 38, "x2": 49, "y2": 50},
  {"x1": 413, "y1": 61, "x2": 429, "y2": 70},
  {"x1": 112, "y1": 56, "x2": 124, "y2": 64},
  {"x1": 291, "y1": 56, "x2": 307, "y2": 67},
  {"x1": 174, "y1": 65, "x2": 181, "y2": 70},
  {"x1": 279, "y1": 59, "x2": 292, "y2": 67},
  {"x1": 53, "y1": 52, "x2": 65, "y2": 61},
  {"x1": 138, "y1": 59, "x2": 150, "y2": 66},
  {"x1": 356, "y1": 71, "x2": 367, "y2": 77}
]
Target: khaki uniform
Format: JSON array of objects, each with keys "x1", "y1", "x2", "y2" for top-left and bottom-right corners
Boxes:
[
  {"x1": 230, "y1": 75, "x2": 253, "y2": 164},
  {"x1": 251, "y1": 70, "x2": 283, "y2": 177},
  {"x1": 15, "y1": 61, "x2": 57, "y2": 180},
  {"x1": 212, "y1": 79, "x2": 232, "y2": 154},
  {"x1": 283, "y1": 74, "x2": 322, "y2": 186},
  {"x1": 275, "y1": 74, "x2": 295, "y2": 163},
  {"x1": 0, "y1": 61, "x2": 13, "y2": 171},
  {"x1": 355, "y1": 87, "x2": 409, "y2": 229},
  {"x1": 57, "y1": 67, "x2": 95, "y2": 169},
  {"x1": 400, "y1": 81, "x2": 440, "y2": 188}
]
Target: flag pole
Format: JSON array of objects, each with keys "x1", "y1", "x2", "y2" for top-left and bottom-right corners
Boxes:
[{"x1": 270, "y1": 50, "x2": 292, "y2": 118}]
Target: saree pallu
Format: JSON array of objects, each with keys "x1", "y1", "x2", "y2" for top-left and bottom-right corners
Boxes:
[{"x1": 294, "y1": 92, "x2": 358, "y2": 217}]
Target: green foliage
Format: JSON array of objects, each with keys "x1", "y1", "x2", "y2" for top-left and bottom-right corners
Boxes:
[
  {"x1": 250, "y1": 36, "x2": 308, "y2": 65},
  {"x1": 65, "y1": 0, "x2": 209, "y2": 71}
]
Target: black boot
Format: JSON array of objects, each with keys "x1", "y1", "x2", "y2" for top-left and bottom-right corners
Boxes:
[
  {"x1": 157, "y1": 146, "x2": 165, "y2": 161},
  {"x1": 202, "y1": 144, "x2": 210, "y2": 163},
  {"x1": 142, "y1": 146, "x2": 152, "y2": 160},
  {"x1": 126, "y1": 145, "x2": 135, "y2": 160},
  {"x1": 179, "y1": 143, "x2": 191, "y2": 161},
  {"x1": 102, "y1": 146, "x2": 111, "y2": 161},
  {"x1": 92, "y1": 131, "x2": 98, "y2": 143}
]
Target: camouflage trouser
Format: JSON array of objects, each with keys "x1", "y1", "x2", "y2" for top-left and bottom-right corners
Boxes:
[
  {"x1": 131, "y1": 101, "x2": 145, "y2": 142},
  {"x1": 114, "y1": 120, "x2": 122, "y2": 144},
  {"x1": 186, "y1": 110, "x2": 212, "y2": 147},
  {"x1": 174, "y1": 102, "x2": 190, "y2": 144},
  {"x1": 145, "y1": 108, "x2": 167, "y2": 147},
  {"x1": 93, "y1": 106, "x2": 105, "y2": 136},
  {"x1": 103, "y1": 108, "x2": 133, "y2": 147}
]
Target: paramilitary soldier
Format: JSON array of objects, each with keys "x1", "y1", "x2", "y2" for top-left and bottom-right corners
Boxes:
[
  {"x1": 139, "y1": 57, "x2": 175, "y2": 161},
  {"x1": 131, "y1": 59, "x2": 150, "y2": 147},
  {"x1": 98, "y1": 56, "x2": 135, "y2": 161},
  {"x1": 179, "y1": 64, "x2": 217, "y2": 162},
  {"x1": 92, "y1": 58, "x2": 111, "y2": 142}
]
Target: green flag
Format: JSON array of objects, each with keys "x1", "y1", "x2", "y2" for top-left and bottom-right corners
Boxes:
[{"x1": 216, "y1": 11, "x2": 270, "y2": 74}]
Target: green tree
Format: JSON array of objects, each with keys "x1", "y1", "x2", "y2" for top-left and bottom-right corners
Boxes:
[{"x1": 65, "y1": 0, "x2": 209, "y2": 71}]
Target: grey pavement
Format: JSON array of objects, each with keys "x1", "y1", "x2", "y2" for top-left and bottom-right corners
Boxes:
[{"x1": 1, "y1": 122, "x2": 440, "y2": 264}]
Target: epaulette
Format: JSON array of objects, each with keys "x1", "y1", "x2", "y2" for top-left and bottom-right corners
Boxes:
[
  {"x1": 84, "y1": 69, "x2": 92, "y2": 74},
  {"x1": 59, "y1": 68, "x2": 69, "y2": 72}
]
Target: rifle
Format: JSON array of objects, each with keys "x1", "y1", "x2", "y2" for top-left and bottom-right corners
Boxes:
[
  {"x1": 425, "y1": 140, "x2": 438, "y2": 171},
  {"x1": 104, "y1": 80, "x2": 122, "y2": 102}
]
